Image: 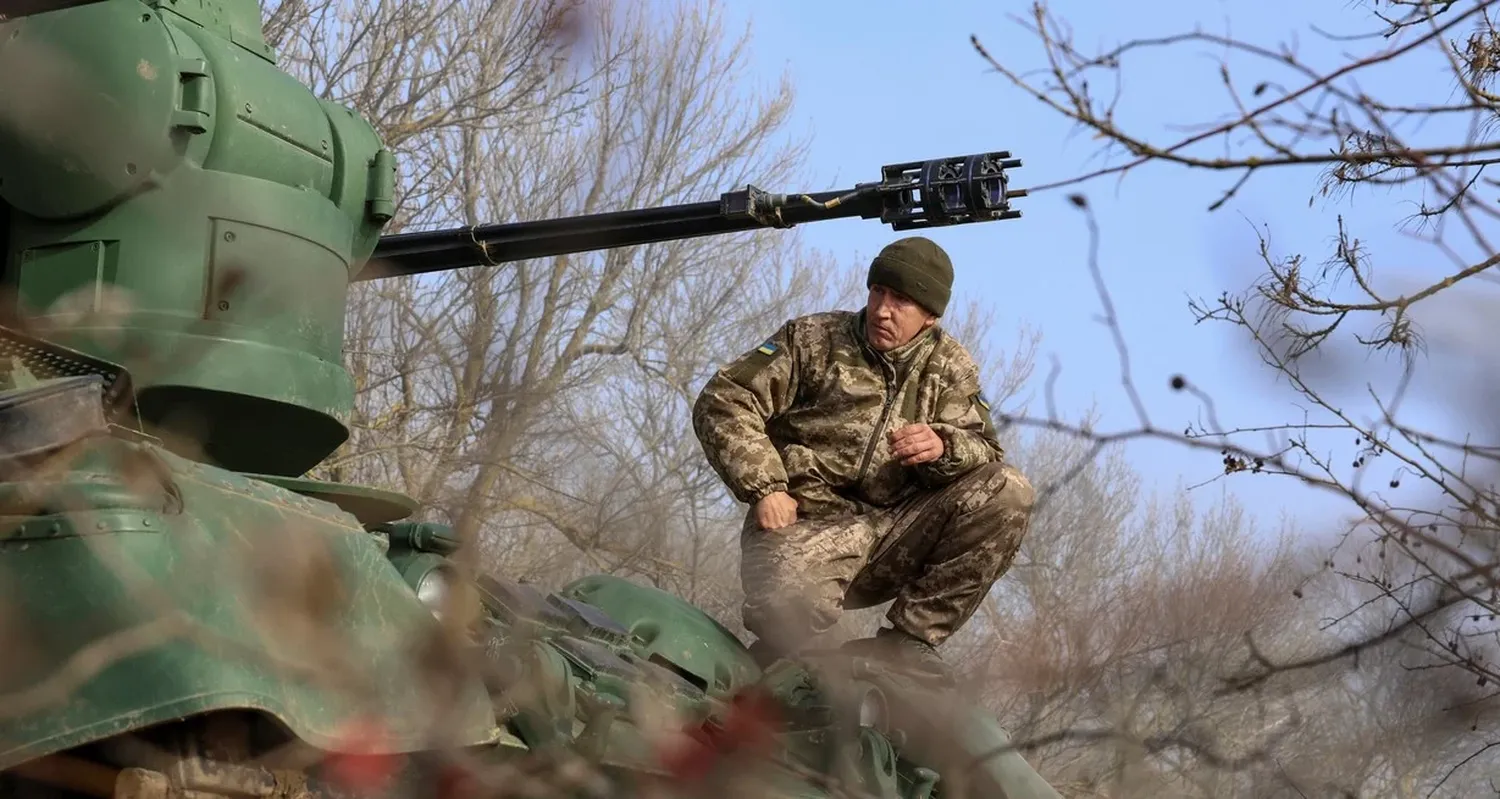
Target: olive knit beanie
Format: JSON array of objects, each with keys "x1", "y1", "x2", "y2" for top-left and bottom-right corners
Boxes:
[{"x1": 866, "y1": 236, "x2": 954, "y2": 317}]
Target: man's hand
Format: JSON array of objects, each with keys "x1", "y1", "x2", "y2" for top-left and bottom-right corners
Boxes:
[
  {"x1": 889, "y1": 423, "x2": 944, "y2": 465},
  {"x1": 755, "y1": 491, "x2": 799, "y2": 530}
]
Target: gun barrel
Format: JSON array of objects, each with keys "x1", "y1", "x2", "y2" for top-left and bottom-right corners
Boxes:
[
  {"x1": 363, "y1": 190, "x2": 860, "y2": 280},
  {"x1": 359, "y1": 151, "x2": 1024, "y2": 281}
]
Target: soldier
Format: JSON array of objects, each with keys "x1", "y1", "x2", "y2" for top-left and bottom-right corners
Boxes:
[{"x1": 691, "y1": 235, "x2": 1036, "y2": 681}]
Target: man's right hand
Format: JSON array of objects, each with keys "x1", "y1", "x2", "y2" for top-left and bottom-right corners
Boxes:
[{"x1": 755, "y1": 491, "x2": 798, "y2": 530}]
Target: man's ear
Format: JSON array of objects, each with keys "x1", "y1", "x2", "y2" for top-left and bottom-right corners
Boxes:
[{"x1": 921, "y1": 316, "x2": 938, "y2": 331}]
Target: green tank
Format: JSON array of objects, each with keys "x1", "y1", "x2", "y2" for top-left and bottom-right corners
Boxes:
[{"x1": 0, "y1": 1, "x2": 1058, "y2": 797}]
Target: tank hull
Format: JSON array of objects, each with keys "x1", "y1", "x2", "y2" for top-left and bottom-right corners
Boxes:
[{"x1": 0, "y1": 430, "x2": 500, "y2": 769}]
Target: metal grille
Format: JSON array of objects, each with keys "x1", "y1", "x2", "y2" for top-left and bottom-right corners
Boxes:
[{"x1": 0, "y1": 326, "x2": 134, "y2": 413}]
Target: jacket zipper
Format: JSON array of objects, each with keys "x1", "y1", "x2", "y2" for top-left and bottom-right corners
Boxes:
[{"x1": 854, "y1": 362, "x2": 898, "y2": 486}]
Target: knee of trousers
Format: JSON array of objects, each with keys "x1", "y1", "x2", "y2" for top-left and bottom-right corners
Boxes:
[
  {"x1": 965, "y1": 461, "x2": 1037, "y2": 521},
  {"x1": 742, "y1": 587, "x2": 843, "y2": 640}
]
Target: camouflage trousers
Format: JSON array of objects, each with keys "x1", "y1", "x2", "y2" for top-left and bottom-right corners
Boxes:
[{"x1": 739, "y1": 461, "x2": 1035, "y2": 652}]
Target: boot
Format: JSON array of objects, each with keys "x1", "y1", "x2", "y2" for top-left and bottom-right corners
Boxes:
[{"x1": 841, "y1": 627, "x2": 955, "y2": 686}]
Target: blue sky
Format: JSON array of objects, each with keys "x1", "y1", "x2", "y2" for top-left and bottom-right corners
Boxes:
[{"x1": 708, "y1": 0, "x2": 1499, "y2": 543}]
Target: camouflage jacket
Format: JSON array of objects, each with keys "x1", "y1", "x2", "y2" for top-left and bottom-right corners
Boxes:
[{"x1": 691, "y1": 310, "x2": 1005, "y2": 519}]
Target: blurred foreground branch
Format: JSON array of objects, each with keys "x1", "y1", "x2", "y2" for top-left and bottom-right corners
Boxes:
[{"x1": 964, "y1": 3, "x2": 1500, "y2": 790}]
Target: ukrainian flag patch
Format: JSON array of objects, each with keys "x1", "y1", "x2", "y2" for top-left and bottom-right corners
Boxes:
[
  {"x1": 756, "y1": 340, "x2": 779, "y2": 356},
  {"x1": 975, "y1": 391, "x2": 991, "y2": 411}
]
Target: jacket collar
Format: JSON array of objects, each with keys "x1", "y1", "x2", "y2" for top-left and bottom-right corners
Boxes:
[{"x1": 852, "y1": 309, "x2": 939, "y2": 368}]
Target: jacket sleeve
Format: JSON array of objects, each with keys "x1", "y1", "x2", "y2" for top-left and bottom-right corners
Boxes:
[
  {"x1": 692, "y1": 320, "x2": 801, "y2": 505},
  {"x1": 917, "y1": 354, "x2": 1005, "y2": 485}
]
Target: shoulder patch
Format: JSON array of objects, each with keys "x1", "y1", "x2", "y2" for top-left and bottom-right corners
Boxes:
[
  {"x1": 723, "y1": 336, "x2": 786, "y2": 385},
  {"x1": 975, "y1": 390, "x2": 991, "y2": 411}
]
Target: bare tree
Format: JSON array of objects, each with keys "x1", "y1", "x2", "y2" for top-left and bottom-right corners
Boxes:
[
  {"x1": 925, "y1": 403, "x2": 1323, "y2": 796},
  {"x1": 267, "y1": 0, "x2": 852, "y2": 598},
  {"x1": 262, "y1": 0, "x2": 588, "y2": 231},
  {"x1": 964, "y1": 0, "x2": 1500, "y2": 792}
]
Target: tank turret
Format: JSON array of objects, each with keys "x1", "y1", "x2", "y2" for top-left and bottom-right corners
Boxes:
[
  {"x1": 0, "y1": 2, "x2": 1059, "y2": 798},
  {"x1": 0, "y1": 0, "x2": 393, "y2": 476}
]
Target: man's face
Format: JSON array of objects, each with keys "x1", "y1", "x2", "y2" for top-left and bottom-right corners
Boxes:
[{"x1": 865, "y1": 284, "x2": 936, "y2": 351}]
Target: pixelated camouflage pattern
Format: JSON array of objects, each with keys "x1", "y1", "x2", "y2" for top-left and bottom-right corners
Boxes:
[
  {"x1": 691, "y1": 310, "x2": 1006, "y2": 519},
  {"x1": 739, "y1": 461, "x2": 1034, "y2": 648}
]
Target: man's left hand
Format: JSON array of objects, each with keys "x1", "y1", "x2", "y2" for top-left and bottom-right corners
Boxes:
[{"x1": 889, "y1": 424, "x2": 944, "y2": 465}]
